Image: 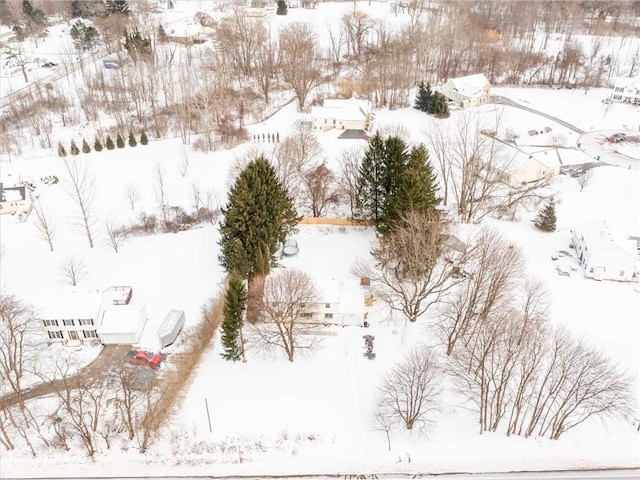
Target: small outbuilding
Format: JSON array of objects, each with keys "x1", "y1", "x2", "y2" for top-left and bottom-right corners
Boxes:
[
  {"x1": 96, "y1": 286, "x2": 148, "y2": 344},
  {"x1": 158, "y1": 309, "x2": 186, "y2": 347}
]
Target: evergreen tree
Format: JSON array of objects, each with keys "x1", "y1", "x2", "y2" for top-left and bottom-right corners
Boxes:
[
  {"x1": 140, "y1": 130, "x2": 148, "y2": 145},
  {"x1": 157, "y1": 24, "x2": 168, "y2": 43},
  {"x1": 70, "y1": 19, "x2": 98, "y2": 51},
  {"x1": 276, "y1": 0, "x2": 288, "y2": 15},
  {"x1": 57, "y1": 142, "x2": 67, "y2": 157},
  {"x1": 428, "y1": 91, "x2": 450, "y2": 118},
  {"x1": 94, "y1": 137, "x2": 103, "y2": 152},
  {"x1": 105, "y1": 135, "x2": 115, "y2": 150},
  {"x1": 123, "y1": 27, "x2": 152, "y2": 62},
  {"x1": 70, "y1": 0, "x2": 105, "y2": 19},
  {"x1": 219, "y1": 156, "x2": 299, "y2": 280},
  {"x1": 414, "y1": 81, "x2": 432, "y2": 112},
  {"x1": 105, "y1": 0, "x2": 130, "y2": 15},
  {"x1": 128, "y1": 132, "x2": 137, "y2": 147},
  {"x1": 356, "y1": 132, "x2": 386, "y2": 224},
  {"x1": 81, "y1": 138, "x2": 91, "y2": 153},
  {"x1": 533, "y1": 197, "x2": 557, "y2": 232},
  {"x1": 220, "y1": 273, "x2": 247, "y2": 362},
  {"x1": 70, "y1": 139, "x2": 80, "y2": 155},
  {"x1": 116, "y1": 133, "x2": 125, "y2": 148}
]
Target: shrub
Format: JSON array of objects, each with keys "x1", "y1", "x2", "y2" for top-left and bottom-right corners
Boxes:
[
  {"x1": 106, "y1": 135, "x2": 115, "y2": 150},
  {"x1": 57, "y1": 142, "x2": 67, "y2": 157},
  {"x1": 70, "y1": 139, "x2": 80, "y2": 155},
  {"x1": 128, "y1": 132, "x2": 137, "y2": 147},
  {"x1": 140, "y1": 130, "x2": 148, "y2": 145},
  {"x1": 82, "y1": 138, "x2": 91, "y2": 153},
  {"x1": 116, "y1": 133, "x2": 125, "y2": 148},
  {"x1": 94, "y1": 137, "x2": 103, "y2": 152}
]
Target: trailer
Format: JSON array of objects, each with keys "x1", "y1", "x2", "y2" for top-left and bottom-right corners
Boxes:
[{"x1": 158, "y1": 309, "x2": 185, "y2": 348}]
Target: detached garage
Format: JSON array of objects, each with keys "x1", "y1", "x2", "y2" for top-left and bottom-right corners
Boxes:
[{"x1": 96, "y1": 286, "x2": 148, "y2": 344}]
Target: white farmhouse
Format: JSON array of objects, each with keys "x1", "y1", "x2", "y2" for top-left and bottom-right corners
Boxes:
[
  {"x1": 96, "y1": 286, "x2": 148, "y2": 344},
  {"x1": 610, "y1": 76, "x2": 640, "y2": 105},
  {"x1": 311, "y1": 96, "x2": 373, "y2": 133},
  {"x1": 440, "y1": 73, "x2": 491, "y2": 108},
  {"x1": 571, "y1": 220, "x2": 638, "y2": 282},
  {"x1": 37, "y1": 290, "x2": 102, "y2": 344},
  {"x1": 493, "y1": 144, "x2": 560, "y2": 188},
  {"x1": 0, "y1": 182, "x2": 32, "y2": 217},
  {"x1": 300, "y1": 278, "x2": 367, "y2": 327}
]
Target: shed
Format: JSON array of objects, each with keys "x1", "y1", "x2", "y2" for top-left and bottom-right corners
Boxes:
[{"x1": 158, "y1": 309, "x2": 186, "y2": 348}]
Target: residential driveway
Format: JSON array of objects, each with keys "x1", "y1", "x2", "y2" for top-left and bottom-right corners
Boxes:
[{"x1": 0, "y1": 344, "x2": 132, "y2": 408}]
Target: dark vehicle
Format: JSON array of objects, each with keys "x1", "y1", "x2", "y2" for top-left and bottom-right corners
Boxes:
[
  {"x1": 607, "y1": 133, "x2": 626, "y2": 143},
  {"x1": 41, "y1": 62, "x2": 58, "y2": 68},
  {"x1": 124, "y1": 349, "x2": 162, "y2": 368}
]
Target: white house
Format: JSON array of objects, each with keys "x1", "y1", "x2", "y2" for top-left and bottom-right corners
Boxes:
[
  {"x1": 0, "y1": 182, "x2": 32, "y2": 218},
  {"x1": 571, "y1": 220, "x2": 638, "y2": 282},
  {"x1": 493, "y1": 144, "x2": 560, "y2": 188},
  {"x1": 610, "y1": 76, "x2": 640, "y2": 105},
  {"x1": 440, "y1": 73, "x2": 491, "y2": 108},
  {"x1": 300, "y1": 278, "x2": 367, "y2": 327},
  {"x1": 311, "y1": 96, "x2": 373, "y2": 133},
  {"x1": 96, "y1": 286, "x2": 148, "y2": 344},
  {"x1": 37, "y1": 290, "x2": 102, "y2": 344}
]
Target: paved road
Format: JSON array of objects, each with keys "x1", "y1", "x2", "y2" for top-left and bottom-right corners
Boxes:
[
  {"x1": 490, "y1": 95, "x2": 585, "y2": 135},
  {"x1": 2, "y1": 469, "x2": 639, "y2": 480},
  {"x1": 0, "y1": 344, "x2": 130, "y2": 408}
]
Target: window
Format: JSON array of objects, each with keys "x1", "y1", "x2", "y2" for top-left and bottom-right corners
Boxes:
[
  {"x1": 43, "y1": 319, "x2": 58, "y2": 327},
  {"x1": 48, "y1": 331, "x2": 63, "y2": 339},
  {"x1": 301, "y1": 313, "x2": 313, "y2": 319},
  {"x1": 615, "y1": 87, "x2": 623, "y2": 92},
  {"x1": 63, "y1": 319, "x2": 75, "y2": 326},
  {"x1": 83, "y1": 330, "x2": 98, "y2": 338},
  {"x1": 589, "y1": 268, "x2": 594, "y2": 273},
  {"x1": 324, "y1": 313, "x2": 333, "y2": 319},
  {"x1": 620, "y1": 270, "x2": 625, "y2": 276},
  {"x1": 325, "y1": 303, "x2": 331, "y2": 308},
  {"x1": 78, "y1": 319, "x2": 94, "y2": 326},
  {"x1": 613, "y1": 95, "x2": 622, "y2": 100}
]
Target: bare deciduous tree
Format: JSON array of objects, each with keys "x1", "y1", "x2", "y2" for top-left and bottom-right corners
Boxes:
[
  {"x1": 577, "y1": 169, "x2": 592, "y2": 192},
  {"x1": 354, "y1": 210, "x2": 466, "y2": 323},
  {"x1": 251, "y1": 269, "x2": 320, "y2": 362},
  {"x1": 124, "y1": 185, "x2": 139, "y2": 211},
  {"x1": 64, "y1": 157, "x2": 97, "y2": 248},
  {"x1": 31, "y1": 200, "x2": 56, "y2": 252},
  {"x1": 60, "y1": 255, "x2": 88, "y2": 287},
  {"x1": 155, "y1": 164, "x2": 169, "y2": 226},
  {"x1": 336, "y1": 147, "x2": 363, "y2": 218},
  {"x1": 378, "y1": 347, "x2": 440, "y2": 432},
  {"x1": 111, "y1": 366, "x2": 146, "y2": 441},
  {"x1": 302, "y1": 162, "x2": 339, "y2": 217},
  {"x1": 105, "y1": 220, "x2": 124, "y2": 253}
]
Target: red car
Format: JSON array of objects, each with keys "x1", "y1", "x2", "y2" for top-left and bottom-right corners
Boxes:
[{"x1": 124, "y1": 349, "x2": 162, "y2": 368}]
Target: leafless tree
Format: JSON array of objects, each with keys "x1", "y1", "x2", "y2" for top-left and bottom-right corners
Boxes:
[
  {"x1": 378, "y1": 347, "x2": 440, "y2": 432},
  {"x1": 105, "y1": 220, "x2": 124, "y2": 253},
  {"x1": 251, "y1": 32, "x2": 280, "y2": 104},
  {"x1": 31, "y1": 199, "x2": 56, "y2": 252},
  {"x1": 336, "y1": 147, "x2": 363, "y2": 218},
  {"x1": 279, "y1": 22, "x2": 323, "y2": 111},
  {"x1": 302, "y1": 162, "x2": 339, "y2": 217},
  {"x1": 425, "y1": 120, "x2": 452, "y2": 207},
  {"x1": 111, "y1": 366, "x2": 146, "y2": 441},
  {"x1": 154, "y1": 164, "x2": 169, "y2": 226},
  {"x1": 341, "y1": 11, "x2": 373, "y2": 57},
  {"x1": 438, "y1": 228, "x2": 524, "y2": 355},
  {"x1": 124, "y1": 184, "x2": 139, "y2": 210},
  {"x1": 60, "y1": 255, "x2": 88, "y2": 287},
  {"x1": 354, "y1": 210, "x2": 466, "y2": 323},
  {"x1": 577, "y1": 169, "x2": 592, "y2": 192},
  {"x1": 372, "y1": 408, "x2": 393, "y2": 451},
  {"x1": 0, "y1": 294, "x2": 36, "y2": 410},
  {"x1": 63, "y1": 157, "x2": 97, "y2": 248},
  {"x1": 251, "y1": 269, "x2": 320, "y2": 362}
]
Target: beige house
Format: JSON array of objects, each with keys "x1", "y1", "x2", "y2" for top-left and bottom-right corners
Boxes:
[
  {"x1": 0, "y1": 182, "x2": 32, "y2": 218},
  {"x1": 610, "y1": 76, "x2": 640, "y2": 105},
  {"x1": 493, "y1": 144, "x2": 560, "y2": 188},
  {"x1": 440, "y1": 73, "x2": 491, "y2": 108},
  {"x1": 311, "y1": 97, "x2": 373, "y2": 133}
]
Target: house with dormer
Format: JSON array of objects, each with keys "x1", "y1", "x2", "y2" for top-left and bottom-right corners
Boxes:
[
  {"x1": 311, "y1": 96, "x2": 373, "y2": 133},
  {"x1": 440, "y1": 73, "x2": 491, "y2": 108}
]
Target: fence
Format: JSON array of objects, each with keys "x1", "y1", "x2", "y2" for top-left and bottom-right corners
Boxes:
[{"x1": 299, "y1": 217, "x2": 374, "y2": 226}]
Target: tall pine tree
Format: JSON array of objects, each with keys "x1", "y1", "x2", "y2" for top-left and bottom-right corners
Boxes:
[
  {"x1": 533, "y1": 197, "x2": 557, "y2": 232},
  {"x1": 220, "y1": 273, "x2": 247, "y2": 362},
  {"x1": 356, "y1": 132, "x2": 386, "y2": 224},
  {"x1": 219, "y1": 156, "x2": 299, "y2": 280},
  {"x1": 414, "y1": 81, "x2": 432, "y2": 112}
]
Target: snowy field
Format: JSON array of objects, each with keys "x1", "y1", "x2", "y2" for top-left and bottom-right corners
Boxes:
[{"x1": 1, "y1": 0, "x2": 640, "y2": 477}]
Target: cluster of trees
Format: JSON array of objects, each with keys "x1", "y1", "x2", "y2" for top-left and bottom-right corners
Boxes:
[
  {"x1": 414, "y1": 82, "x2": 449, "y2": 117},
  {"x1": 57, "y1": 132, "x2": 148, "y2": 157}
]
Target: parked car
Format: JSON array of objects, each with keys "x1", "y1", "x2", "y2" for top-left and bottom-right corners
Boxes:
[
  {"x1": 41, "y1": 61, "x2": 57, "y2": 68},
  {"x1": 124, "y1": 349, "x2": 162, "y2": 368},
  {"x1": 607, "y1": 133, "x2": 626, "y2": 143}
]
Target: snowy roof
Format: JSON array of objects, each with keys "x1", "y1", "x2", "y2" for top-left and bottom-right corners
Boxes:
[
  {"x1": 494, "y1": 143, "x2": 558, "y2": 174},
  {"x1": 446, "y1": 73, "x2": 490, "y2": 98},
  {"x1": 518, "y1": 147, "x2": 595, "y2": 166},
  {"x1": 97, "y1": 305, "x2": 146, "y2": 334},
  {"x1": 573, "y1": 219, "x2": 638, "y2": 259},
  {"x1": 158, "y1": 309, "x2": 184, "y2": 337},
  {"x1": 316, "y1": 278, "x2": 365, "y2": 315},
  {"x1": 311, "y1": 97, "x2": 371, "y2": 121},
  {"x1": 35, "y1": 290, "x2": 102, "y2": 320},
  {"x1": 514, "y1": 146, "x2": 563, "y2": 168},
  {"x1": 613, "y1": 76, "x2": 640, "y2": 89}
]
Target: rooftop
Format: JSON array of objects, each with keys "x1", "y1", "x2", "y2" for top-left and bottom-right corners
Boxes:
[
  {"x1": 573, "y1": 219, "x2": 638, "y2": 259},
  {"x1": 447, "y1": 73, "x2": 490, "y2": 98},
  {"x1": 35, "y1": 290, "x2": 102, "y2": 320}
]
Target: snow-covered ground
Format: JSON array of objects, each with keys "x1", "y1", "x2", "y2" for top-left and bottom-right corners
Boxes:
[{"x1": 1, "y1": 1, "x2": 640, "y2": 477}]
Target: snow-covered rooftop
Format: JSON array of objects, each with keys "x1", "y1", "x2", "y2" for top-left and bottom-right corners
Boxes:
[
  {"x1": 447, "y1": 73, "x2": 490, "y2": 98},
  {"x1": 34, "y1": 290, "x2": 102, "y2": 320},
  {"x1": 315, "y1": 277, "x2": 366, "y2": 315},
  {"x1": 97, "y1": 304, "x2": 146, "y2": 334},
  {"x1": 573, "y1": 219, "x2": 638, "y2": 258},
  {"x1": 311, "y1": 97, "x2": 371, "y2": 121}
]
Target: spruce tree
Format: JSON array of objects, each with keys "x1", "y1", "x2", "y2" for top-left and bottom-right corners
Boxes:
[
  {"x1": 414, "y1": 81, "x2": 432, "y2": 112},
  {"x1": 534, "y1": 197, "x2": 557, "y2": 232},
  {"x1": 219, "y1": 156, "x2": 299, "y2": 280},
  {"x1": 428, "y1": 91, "x2": 450, "y2": 118},
  {"x1": 105, "y1": 135, "x2": 115, "y2": 150},
  {"x1": 70, "y1": 139, "x2": 80, "y2": 155},
  {"x1": 140, "y1": 130, "x2": 148, "y2": 145},
  {"x1": 220, "y1": 273, "x2": 247, "y2": 362},
  {"x1": 116, "y1": 133, "x2": 125, "y2": 148},
  {"x1": 94, "y1": 137, "x2": 103, "y2": 152},
  {"x1": 82, "y1": 138, "x2": 91, "y2": 153},
  {"x1": 128, "y1": 132, "x2": 137, "y2": 147},
  {"x1": 356, "y1": 132, "x2": 386, "y2": 224},
  {"x1": 276, "y1": 0, "x2": 287, "y2": 15},
  {"x1": 57, "y1": 142, "x2": 67, "y2": 157}
]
